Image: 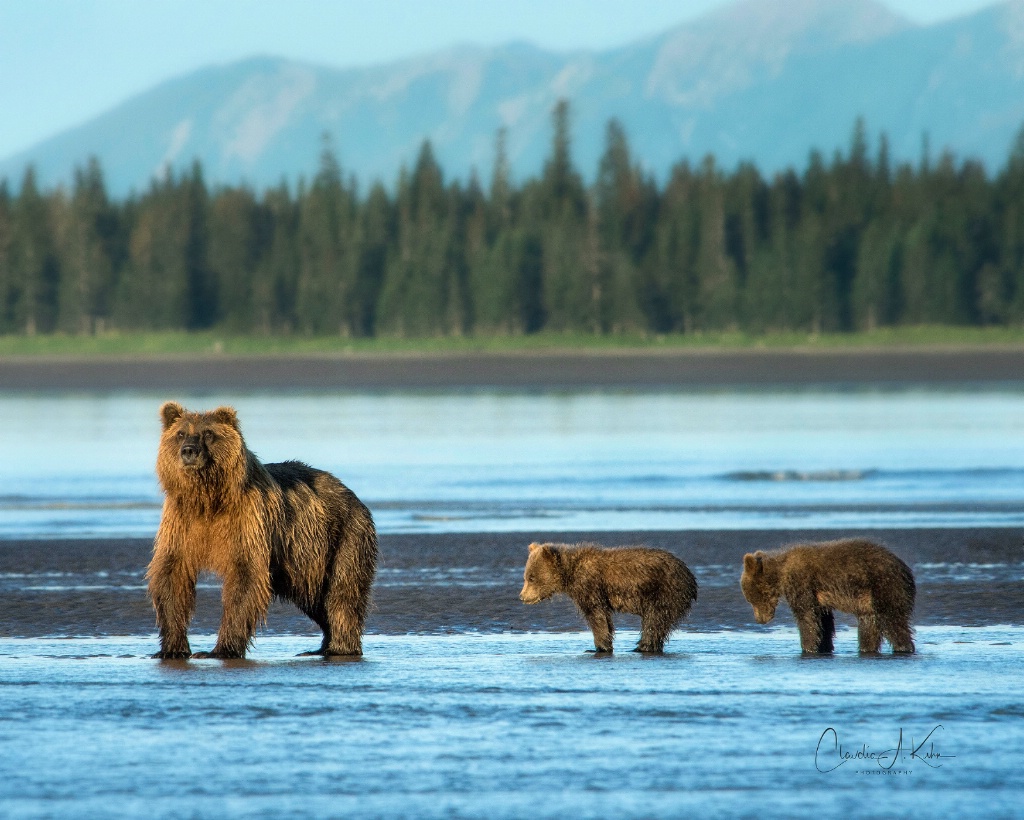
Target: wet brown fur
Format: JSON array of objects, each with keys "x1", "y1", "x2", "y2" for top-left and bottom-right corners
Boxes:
[
  {"x1": 147, "y1": 401, "x2": 377, "y2": 659},
  {"x1": 520, "y1": 542, "x2": 698, "y2": 653},
  {"x1": 740, "y1": 538, "x2": 915, "y2": 655}
]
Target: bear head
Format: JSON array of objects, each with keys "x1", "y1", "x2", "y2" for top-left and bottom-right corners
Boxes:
[
  {"x1": 741, "y1": 551, "x2": 779, "y2": 624},
  {"x1": 520, "y1": 543, "x2": 564, "y2": 604},
  {"x1": 157, "y1": 402, "x2": 246, "y2": 490}
]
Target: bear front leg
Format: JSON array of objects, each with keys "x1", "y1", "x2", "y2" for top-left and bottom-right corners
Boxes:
[
  {"x1": 148, "y1": 551, "x2": 197, "y2": 659},
  {"x1": 582, "y1": 606, "x2": 615, "y2": 653},
  {"x1": 198, "y1": 559, "x2": 271, "y2": 659},
  {"x1": 793, "y1": 606, "x2": 832, "y2": 654}
]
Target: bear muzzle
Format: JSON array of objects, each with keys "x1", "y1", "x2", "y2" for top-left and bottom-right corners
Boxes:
[
  {"x1": 179, "y1": 437, "x2": 205, "y2": 468},
  {"x1": 519, "y1": 587, "x2": 542, "y2": 605}
]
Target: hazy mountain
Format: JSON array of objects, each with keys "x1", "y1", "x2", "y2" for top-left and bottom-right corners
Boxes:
[{"x1": 4, "y1": 0, "x2": 1024, "y2": 196}]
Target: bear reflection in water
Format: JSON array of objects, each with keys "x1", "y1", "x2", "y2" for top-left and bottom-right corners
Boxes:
[{"x1": 520, "y1": 542, "x2": 698, "y2": 653}]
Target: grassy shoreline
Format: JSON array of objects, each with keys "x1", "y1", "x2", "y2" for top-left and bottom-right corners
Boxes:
[{"x1": 3, "y1": 326, "x2": 1024, "y2": 358}]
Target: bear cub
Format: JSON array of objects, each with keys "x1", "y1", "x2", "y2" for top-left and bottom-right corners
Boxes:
[
  {"x1": 148, "y1": 402, "x2": 378, "y2": 659},
  {"x1": 520, "y1": 542, "x2": 698, "y2": 653},
  {"x1": 741, "y1": 538, "x2": 915, "y2": 654}
]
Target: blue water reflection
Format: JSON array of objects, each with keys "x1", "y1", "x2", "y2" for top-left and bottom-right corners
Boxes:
[{"x1": 3, "y1": 389, "x2": 1024, "y2": 537}]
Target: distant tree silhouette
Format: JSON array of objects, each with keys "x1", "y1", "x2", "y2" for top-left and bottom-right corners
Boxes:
[{"x1": 3, "y1": 114, "x2": 1024, "y2": 338}]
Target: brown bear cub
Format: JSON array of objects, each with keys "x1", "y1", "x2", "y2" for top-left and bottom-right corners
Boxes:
[
  {"x1": 148, "y1": 402, "x2": 378, "y2": 659},
  {"x1": 740, "y1": 538, "x2": 915, "y2": 655},
  {"x1": 520, "y1": 542, "x2": 698, "y2": 653}
]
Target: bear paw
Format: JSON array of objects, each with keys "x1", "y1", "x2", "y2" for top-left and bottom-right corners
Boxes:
[
  {"x1": 192, "y1": 649, "x2": 244, "y2": 660},
  {"x1": 152, "y1": 649, "x2": 191, "y2": 660}
]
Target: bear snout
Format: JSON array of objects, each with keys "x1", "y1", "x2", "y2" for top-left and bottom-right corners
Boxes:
[{"x1": 179, "y1": 438, "x2": 202, "y2": 466}]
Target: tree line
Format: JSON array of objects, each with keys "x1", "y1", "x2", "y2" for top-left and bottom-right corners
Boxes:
[{"x1": 2, "y1": 101, "x2": 1024, "y2": 338}]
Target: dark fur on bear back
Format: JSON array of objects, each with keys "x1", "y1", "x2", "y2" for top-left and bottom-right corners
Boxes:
[
  {"x1": 547, "y1": 544, "x2": 698, "y2": 614},
  {"x1": 262, "y1": 460, "x2": 377, "y2": 602},
  {"x1": 755, "y1": 539, "x2": 915, "y2": 614},
  {"x1": 148, "y1": 402, "x2": 377, "y2": 659}
]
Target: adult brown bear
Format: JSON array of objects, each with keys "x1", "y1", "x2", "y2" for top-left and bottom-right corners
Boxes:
[{"x1": 147, "y1": 402, "x2": 377, "y2": 659}]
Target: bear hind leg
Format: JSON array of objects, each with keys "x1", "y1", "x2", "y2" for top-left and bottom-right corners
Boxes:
[
  {"x1": 294, "y1": 597, "x2": 364, "y2": 657},
  {"x1": 636, "y1": 610, "x2": 671, "y2": 653},
  {"x1": 857, "y1": 614, "x2": 883, "y2": 654},
  {"x1": 312, "y1": 533, "x2": 375, "y2": 657},
  {"x1": 882, "y1": 618, "x2": 915, "y2": 655},
  {"x1": 322, "y1": 604, "x2": 364, "y2": 656},
  {"x1": 295, "y1": 610, "x2": 332, "y2": 656},
  {"x1": 816, "y1": 608, "x2": 835, "y2": 654}
]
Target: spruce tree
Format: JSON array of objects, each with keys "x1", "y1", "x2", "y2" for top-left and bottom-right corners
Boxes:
[
  {"x1": 693, "y1": 156, "x2": 739, "y2": 330},
  {"x1": 0, "y1": 182, "x2": 14, "y2": 333},
  {"x1": 649, "y1": 161, "x2": 700, "y2": 332},
  {"x1": 11, "y1": 167, "x2": 59, "y2": 334},
  {"x1": 355, "y1": 181, "x2": 393, "y2": 336},
  {"x1": 209, "y1": 186, "x2": 269, "y2": 332},
  {"x1": 595, "y1": 119, "x2": 648, "y2": 332},
  {"x1": 377, "y1": 141, "x2": 462, "y2": 336},
  {"x1": 538, "y1": 99, "x2": 592, "y2": 332},
  {"x1": 296, "y1": 138, "x2": 359, "y2": 334},
  {"x1": 251, "y1": 183, "x2": 299, "y2": 333}
]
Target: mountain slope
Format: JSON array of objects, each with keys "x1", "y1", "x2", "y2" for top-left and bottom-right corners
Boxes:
[{"x1": 3, "y1": 0, "x2": 1024, "y2": 196}]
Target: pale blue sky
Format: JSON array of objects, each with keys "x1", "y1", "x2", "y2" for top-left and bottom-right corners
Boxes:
[{"x1": 0, "y1": 0, "x2": 1002, "y2": 160}]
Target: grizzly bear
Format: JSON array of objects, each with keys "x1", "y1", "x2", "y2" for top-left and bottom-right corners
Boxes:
[
  {"x1": 740, "y1": 538, "x2": 915, "y2": 654},
  {"x1": 519, "y1": 542, "x2": 698, "y2": 653},
  {"x1": 147, "y1": 402, "x2": 377, "y2": 659}
]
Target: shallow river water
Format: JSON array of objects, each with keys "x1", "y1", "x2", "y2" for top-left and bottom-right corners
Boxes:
[
  {"x1": 1, "y1": 627, "x2": 1020, "y2": 819},
  {"x1": 4, "y1": 388, "x2": 1024, "y2": 537},
  {"x1": 1, "y1": 387, "x2": 1022, "y2": 817}
]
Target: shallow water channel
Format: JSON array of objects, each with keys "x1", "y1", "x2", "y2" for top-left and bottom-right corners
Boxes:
[{"x1": 0, "y1": 627, "x2": 1020, "y2": 818}]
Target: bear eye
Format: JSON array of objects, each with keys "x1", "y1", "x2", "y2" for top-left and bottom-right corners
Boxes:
[
  {"x1": 176, "y1": 431, "x2": 185, "y2": 440},
  {"x1": 203, "y1": 431, "x2": 216, "y2": 442}
]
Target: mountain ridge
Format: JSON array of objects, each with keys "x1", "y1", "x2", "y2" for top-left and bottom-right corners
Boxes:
[{"x1": 3, "y1": 0, "x2": 1023, "y2": 196}]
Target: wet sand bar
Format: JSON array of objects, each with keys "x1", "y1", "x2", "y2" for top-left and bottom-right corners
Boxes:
[{"x1": 1, "y1": 528, "x2": 1019, "y2": 639}]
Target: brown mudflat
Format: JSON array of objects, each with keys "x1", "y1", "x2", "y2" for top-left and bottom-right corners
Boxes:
[
  {"x1": 0, "y1": 528, "x2": 1019, "y2": 638},
  {"x1": 3, "y1": 347, "x2": 1024, "y2": 391}
]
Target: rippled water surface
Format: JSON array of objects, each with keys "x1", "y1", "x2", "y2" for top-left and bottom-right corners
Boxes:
[
  {"x1": 4, "y1": 389, "x2": 1024, "y2": 537},
  {"x1": 0, "y1": 628, "x2": 1020, "y2": 819},
  {"x1": 2, "y1": 388, "x2": 1021, "y2": 817}
]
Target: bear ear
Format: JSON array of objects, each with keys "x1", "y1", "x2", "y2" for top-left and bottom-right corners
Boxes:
[
  {"x1": 160, "y1": 402, "x2": 185, "y2": 430},
  {"x1": 538, "y1": 544, "x2": 560, "y2": 566},
  {"x1": 743, "y1": 553, "x2": 762, "y2": 573},
  {"x1": 209, "y1": 406, "x2": 239, "y2": 430},
  {"x1": 528, "y1": 542, "x2": 540, "y2": 553}
]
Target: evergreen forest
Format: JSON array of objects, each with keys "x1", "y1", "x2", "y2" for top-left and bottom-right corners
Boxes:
[{"x1": 2, "y1": 101, "x2": 1024, "y2": 339}]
